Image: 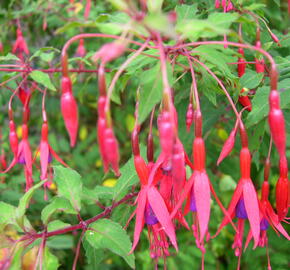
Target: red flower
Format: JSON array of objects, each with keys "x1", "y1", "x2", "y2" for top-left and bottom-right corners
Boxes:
[
  {"x1": 12, "y1": 27, "x2": 29, "y2": 60},
  {"x1": 34, "y1": 122, "x2": 68, "y2": 181},
  {"x1": 215, "y1": 147, "x2": 260, "y2": 264}
]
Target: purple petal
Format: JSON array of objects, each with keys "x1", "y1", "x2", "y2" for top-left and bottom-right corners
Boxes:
[
  {"x1": 145, "y1": 204, "x2": 158, "y2": 225},
  {"x1": 235, "y1": 198, "x2": 248, "y2": 219},
  {"x1": 260, "y1": 218, "x2": 269, "y2": 231},
  {"x1": 190, "y1": 187, "x2": 197, "y2": 212}
]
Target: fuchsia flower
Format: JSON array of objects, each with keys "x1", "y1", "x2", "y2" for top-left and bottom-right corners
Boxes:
[
  {"x1": 130, "y1": 154, "x2": 178, "y2": 257},
  {"x1": 128, "y1": 115, "x2": 179, "y2": 262},
  {"x1": 34, "y1": 122, "x2": 68, "y2": 181},
  {"x1": 3, "y1": 123, "x2": 33, "y2": 191},
  {"x1": 12, "y1": 27, "x2": 29, "y2": 60},
  {"x1": 215, "y1": 147, "x2": 261, "y2": 265},
  {"x1": 244, "y1": 164, "x2": 290, "y2": 270},
  {"x1": 171, "y1": 136, "x2": 211, "y2": 252}
]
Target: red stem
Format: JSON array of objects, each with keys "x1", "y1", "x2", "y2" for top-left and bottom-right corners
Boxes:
[
  {"x1": 0, "y1": 68, "x2": 111, "y2": 73},
  {"x1": 61, "y1": 33, "x2": 155, "y2": 76},
  {"x1": 173, "y1": 41, "x2": 278, "y2": 90},
  {"x1": 25, "y1": 192, "x2": 138, "y2": 240}
]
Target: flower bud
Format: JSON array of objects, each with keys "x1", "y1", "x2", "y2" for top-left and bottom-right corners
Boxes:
[
  {"x1": 61, "y1": 88, "x2": 79, "y2": 147},
  {"x1": 92, "y1": 42, "x2": 126, "y2": 64},
  {"x1": 268, "y1": 90, "x2": 286, "y2": 156},
  {"x1": 186, "y1": 103, "x2": 193, "y2": 132},
  {"x1": 9, "y1": 120, "x2": 18, "y2": 156},
  {"x1": 104, "y1": 128, "x2": 120, "y2": 176}
]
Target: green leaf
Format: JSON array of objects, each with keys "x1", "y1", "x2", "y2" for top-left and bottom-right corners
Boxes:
[
  {"x1": 208, "y1": 12, "x2": 239, "y2": 29},
  {"x1": 47, "y1": 220, "x2": 71, "y2": 232},
  {"x1": 0, "y1": 202, "x2": 16, "y2": 230},
  {"x1": 16, "y1": 180, "x2": 45, "y2": 228},
  {"x1": 175, "y1": 4, "x2": 198, "y2": 22},
  {"x1": 82, "y1": 186, "x2": 109, "y2": 204},
  {"x1": 29, "y1": 71, "x2": 56, "y2": 91},
  {"x1": 144, "y1": 13, "x2": 176, "y2": 38},
  {"x1": 113, "y1": 154, "x2": 139, "y2": 201},
  {"x1": 85, "y1": 219, "x2": 135, "y2": 268},
  {"x1": 9, "y1": 245, "x2": 23, "y2": 270},
  {"x1": 55, "y1": 21, "x2": 97, "y2": 34},
  {"x1": 193, "y1": 45, "x2": 236, "y2": 78},
  {"x1": 68, "y1": 57, "x2": 92, "y2": 67},
  {"x1": 126, "y1": 49, "x2": 158, "y2": 74},
  {"x1": 240, "y1": 70, "x2": 264, "y2": 89},
  {"x1": 138, "y1": 63, "x2": 173, "y2": 123},
  {"x1": 246, "y1": 78, "x2": 290, "y2": 127},
  {"x1": 83, "y1": 239, "x2": 105, "y2": 268},
  {"x1": 176, "y1": 13, "x2": 238, "y2": 41},
  {"x1": 219, "y1": 175, "x2": 237, "y2": 192},
  {"x1": 147, "y1": 0, "x2": 163, "y2": 13},
  {"x1": 29, "y1": 47, "x2": 60, "y2": 62},
  {"x1": 107, "y1": 0, "x2": 127, "y2": 10},
  {"x1": 41, "y1": 197, "x2": 77, "y2": 225},
  {"x1": 82, "y1": 186, "x2": 114, "y2": 204},
  {"x1": 0, "y1": 53, "x2": 20, "y2": 62},
  {"x1": 43, "y1": 248, "x2": 60, "y2": 270},
  {"x1": 47, "y1": 235, "x2": 74, "y2": 249},
  {"x1": 244, "y1": 3, "x2": 266, "y2": 11},
  {"x1": 53, "y1": 166, "x2": 83, "y2": 211}
]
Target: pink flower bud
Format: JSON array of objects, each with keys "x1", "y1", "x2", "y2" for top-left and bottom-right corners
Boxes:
[
  {"x1": 276, "y1": 175, "x2": 289, "y2": 221},
  {"x1": 270, "y1": 32, "x2": 280, "y2": 45},
  {"x1": 97, "y1": 117, "x2": 109, "y2": 173},
  {"x1": 61, "y1": 77, "x2": 79, "y2": 147},
  {"x1": 268, "y1": 90, "x2": 286, "y2": 156},
  {"x1": 104, "y1": 128, "x2": 120, "y2": 176},
  {"x1": 92, "y1": 42, "x2": 126, "y2": 64},
  {"x1": 186, "y1": 103, "x2": 193, "y2": 132},
  {"x1": 255, "y1": 58, "x2": 265, "y2": 73},
  {"x1": 226, "y1": 1, "x2": 234, "y2": 11},
  {"x1": 217, "y1": 126, "x2": 237, "y2": 165},
  {"x1": 75, "y1": 39, "x2": 86, "y2": 58},
  {"x1": 238, "y1": 58, "x2": 246, "y2": 77},
  {"x1": 215, "y1": 0, "x2": 220, "y2": 8},
  {"x1": 238, "y1": 89, "x2": 252, "y2": 111},
  {"x1": 97, "y1": 96, "x2": 106, "y2": 118},
  {"x1": 9, "y1": 120, "x2": 18, "y2": 156}
]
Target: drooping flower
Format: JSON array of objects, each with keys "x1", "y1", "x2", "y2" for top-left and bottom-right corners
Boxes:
[
  {"x1": 128, "y1": 124, "x2": 178, "y2": 264},
  {"x1": 244, "y1": 169, "x2": 290, "y2": 270},
  {"x1": 215, "y1": 147, "x2": 261, "y2": 267},
  {"x1": 130, "y1": 155, "x2": 178, "y2": 254},
  {"x1": 34, "y1": 122, "x2": 68, "y2": 181},
  {"x1": 3, "y1": 123, "x2": 33, "y2": 191},
  {"x1": 12, "y1": 27, "x2": 29, "y2": 60}
]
